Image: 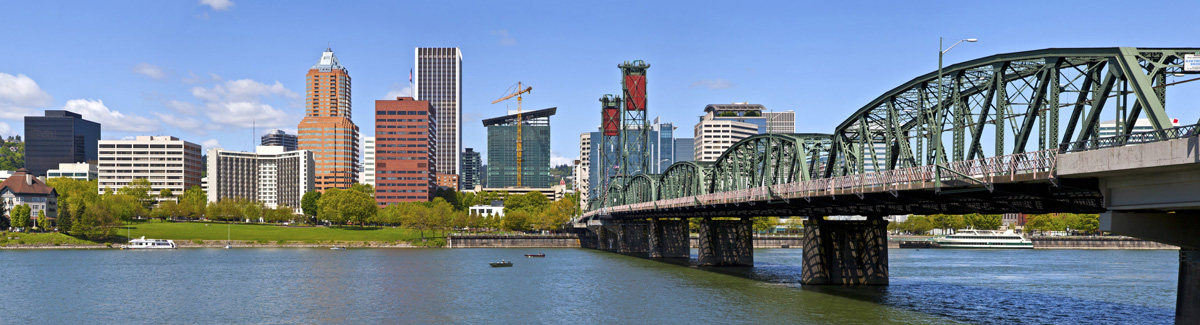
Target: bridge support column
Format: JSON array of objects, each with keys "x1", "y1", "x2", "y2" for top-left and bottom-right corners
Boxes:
[
  {"x1": 801, "y1": 216, "x2": 889, "y2": 285},
  {"x1": 607, "y1": 220, "x2": 650, "y2": 254},
  {"x1": 1101, "y1": 211, "x2": 1200, "y2": 323},
  {"x1": 697, "y1": 218, "x2": 753, "y2": 266},
  {"x1": 649, "y1": 218, "x2": 689, "y2": 258}
]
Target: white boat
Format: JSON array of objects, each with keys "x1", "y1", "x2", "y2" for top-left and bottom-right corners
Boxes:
[
  {"x1": 122, "y1": 236, "x2": 177, "y2": 249},
  {"x1": 933, "y1": 229, "x2": 1033, "y2": 249}
]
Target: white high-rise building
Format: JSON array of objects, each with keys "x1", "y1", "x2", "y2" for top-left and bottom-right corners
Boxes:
[
  {"x1": 577, "y1": 132, "x2": 592, "y2": 209},
  {"x1": 97, "y1": 136, "x2": 202, "y2": 195},
  {"x1": 694, "y1": 111, "x2": 759, "y2": 162},
  {"x1": 1099, "y1": 118, "x2": 1180, "y2": 137},
  {"x1": 414, "y1": 47, "x2": 463, "y2": 185},
  {"x1": 207, "y1": 146, "x2": 314, "y2": 213},
  {"x1": 765, "y1": 110, "x2": 796, "y2": 133},
  {"x1": 360, "y1": 136, "x2": 375, "y2": 186}
]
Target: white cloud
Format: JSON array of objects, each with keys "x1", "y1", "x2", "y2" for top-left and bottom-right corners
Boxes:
[
  {"x1": 202, "y1": 138, "x2": 222, "y2": 150},
  {"x1": 62, "y1": 99, "x2": 159, "y2": 132},
  {"x1": 190, "y1": 79, "x2": 297, "y2": 129},
  {"x1": 152, "y1": 112, "x2": 208, "y2": 135},
  {"x1": 0, "y1": 122, "x2": 13, "y2": 137},
  {"x1": 690, "y1": 79, "x2": 734, "y2": 89},
  {"x1": 165, "y1": 100, "x2": 198, "y2": 115},
  {"x1": 131, "y1": 63, "x2": 165, "y2": 80},
  {"x1": 383, "y1": 82, "x2": 412, "y2": 99},
  {"x1": 0, "y1": 73, "x2": 53, "y2": 120},
  {"x1": 490, "y1": 29, "x2": 516, "y2": 46},
  {"x1": 550, "y1": 151, "x2": 574, "y2": 167},
  {"x1": 199, "y1": 0, "x2": 234, "y2": 11}
]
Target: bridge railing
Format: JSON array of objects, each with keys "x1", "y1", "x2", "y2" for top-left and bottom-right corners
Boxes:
[
  {"x1": 1059, "y1": 123, "x2": 1199, "y2": 153},
  {"x1": 582, "y1": 149, "x2": 1058, "y2": 218}
]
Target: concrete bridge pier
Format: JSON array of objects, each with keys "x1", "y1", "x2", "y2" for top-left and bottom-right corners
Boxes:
[
  {"x1": 1101, "y1": 211, "x2": 1200, "y2": 323},
  {"x1": 598, "y1": 220, "x2": 650, "y2": 254},
  {"x1": 648, "y1": 218, "x2": 690, "y2": 258},
  {"x1": 697, "y1": 218, "x2": 754, "y2": 266},
  {"x1": 801, "y1": 216, "x2": 889, "y2": 285}
]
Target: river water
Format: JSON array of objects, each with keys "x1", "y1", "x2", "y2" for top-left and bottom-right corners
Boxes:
[{"x1": 0, "y1": 248, "x2": 1177, "y2": 324}]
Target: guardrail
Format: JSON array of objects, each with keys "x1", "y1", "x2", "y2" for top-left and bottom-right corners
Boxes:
[
  {"x1": 1059, "y1": 123, "x2": 1198, "y2": 152},
  {"x1": 581, "y1": 148, "x2": 1058, "y2": 218}
]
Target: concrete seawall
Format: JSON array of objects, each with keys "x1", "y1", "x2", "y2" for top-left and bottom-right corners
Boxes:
[
  {"x1": 449, "y1": 234, "x2": 805, "y2": 248},
  {"x1": 1032, "y1": 236, "x2": 1179, "y2": 249},
  {"x1": 448, "y1": 235, "x2": 582, "y2": 248}
]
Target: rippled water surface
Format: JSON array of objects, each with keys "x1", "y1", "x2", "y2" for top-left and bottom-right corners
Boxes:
[{"x1": 0, "y1": 248, "x2": 1177, "y2": 323}]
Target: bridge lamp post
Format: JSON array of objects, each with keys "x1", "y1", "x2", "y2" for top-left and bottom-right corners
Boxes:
[{"x1": 935, "y1": 37, "x2": 976, "y2": 188}]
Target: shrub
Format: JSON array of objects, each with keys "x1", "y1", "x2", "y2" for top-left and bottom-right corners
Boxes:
[
  {"x1": 276, "y1": 240, "x2": 287, "y2": 245},
  {"x1": 192, "y1": 240, "x2": 204, "y2": 245}
]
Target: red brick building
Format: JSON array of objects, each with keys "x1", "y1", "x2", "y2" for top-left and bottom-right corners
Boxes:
[
  {"x1": 374, "y1": 97, "x2": 436, "y2": 205},
  {"x1": 436, "y1": 173, "x2": 458, "y2": 189},
  {"x1": 298, "y1": 47, "x2": 360, "y2": 191}
]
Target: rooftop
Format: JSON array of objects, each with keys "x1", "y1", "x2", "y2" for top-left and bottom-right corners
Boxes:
[
  {"x1": 482, "y1": 107, "x2": 557, "y2": 127},
  {"x1": 0, "y1": 168, "x2": 55, "y2": 196}
]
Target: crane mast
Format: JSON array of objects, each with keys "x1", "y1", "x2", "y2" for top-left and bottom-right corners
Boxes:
[{"x1": 491, "y1": 82, "x2": 533, "y2": 187}]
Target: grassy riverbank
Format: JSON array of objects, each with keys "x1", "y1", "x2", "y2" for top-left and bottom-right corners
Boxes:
[
  {"x1": 0, "y1": 232, "x2": 103, "y2": 246},
  {"x1": 124, "y1": 221, "x2": 445, "y2": 244}
]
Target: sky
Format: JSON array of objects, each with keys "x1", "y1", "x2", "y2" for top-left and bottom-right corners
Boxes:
[{"x1": 1, "y1": 0, "x2": 1197, "y2": 167}]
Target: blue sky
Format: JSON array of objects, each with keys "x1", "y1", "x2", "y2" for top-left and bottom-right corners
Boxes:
[{"x1": 1, "y1": 0, "x2": 1197, "y2": 166}]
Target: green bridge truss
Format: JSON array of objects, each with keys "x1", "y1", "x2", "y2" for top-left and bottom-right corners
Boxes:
[{"x1": 589, "y1": 47, "x2": 1199, "y2": 211}]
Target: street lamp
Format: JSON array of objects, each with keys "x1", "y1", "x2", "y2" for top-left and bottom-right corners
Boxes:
[{"x1": 934, "y1": 37, "x2": 976, "y2": 189}]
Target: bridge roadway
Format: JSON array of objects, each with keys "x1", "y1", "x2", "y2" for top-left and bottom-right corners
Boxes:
[{"x1": 575, "y1": 47, "x2": 1200, "y2": 323}]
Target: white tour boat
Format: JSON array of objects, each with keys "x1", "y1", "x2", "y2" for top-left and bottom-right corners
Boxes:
[
  {"x1": 122, "y1": 236, "x2": 178, "y2": 250},
  {"x1": 934, "y1": 229, "x2": 1033, "y2": 249}
]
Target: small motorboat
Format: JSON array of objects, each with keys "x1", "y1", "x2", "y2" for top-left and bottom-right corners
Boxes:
[
  {"x1": 525, "y1": 254, "x2": 545, "y2": 258},
  {"x1": 489, "y1": 260, "x2": 513, "y2": 267},
  {"x1": 331, "y1": 247, "x2": 347, "y2": 251}
]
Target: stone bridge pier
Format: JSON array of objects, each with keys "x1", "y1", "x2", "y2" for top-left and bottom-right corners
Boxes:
[
  {"x1": 697, "y1": 218, "x2": 754, "y2": 266},
  {"x1": 595, "y1": 220, "x2": 651, "y2": 254},
  {"x1": 649, "y1": 218, "x2": 690, "y2": 258},
  {"x1": 801, "y1": 216, "x2": 889, "y2": 285}
]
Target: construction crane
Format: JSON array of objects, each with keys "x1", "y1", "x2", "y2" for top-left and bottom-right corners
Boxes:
[{"x1": 491, "y1": 82, "x2": 533, "y2": 187}]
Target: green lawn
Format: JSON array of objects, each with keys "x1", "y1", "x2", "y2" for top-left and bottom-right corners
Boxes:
[
  {"x1": 124, "y1": 221, "x2": 443, "y2": 243},
  {"x1": 0, "y1": 232, "x2": 103, "y2": 246}
]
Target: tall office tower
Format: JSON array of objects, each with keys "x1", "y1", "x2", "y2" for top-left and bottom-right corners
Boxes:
[
  {"x1": 651, "y1": 118, "x2": 675, "y2": 173},
  {"x1": 485, "y1": 108, "x2": 555, "y2": 188},
  {"x1": 24, "y1": 110, "x2": 100, "y2": 176},
  {"x1": 97, "y1": 136, "x2": 202, "y2": 195},
  {"x1": 577, "y1": 132, "x2": 591, "y2": 208},
  {"x1": 261, "y1": 129, "x2": 298, "y2": 151},
  {"x1": 673, "y1": 138, "x2": 694, "y2": 162},
  {"x1": 360, "y1": 137, "x2": 375, "y2": 186},
  {"x1": 298, "y1": 47, "x2": 360, "y2": 191},
  {"x1": 460, "y1": 148, "x2": 481, "y2": 191},
  {"x1": 374, "y1": 97, "x2": 436, "y2": 205},
  {"x1": 414, "y1": 47, "x2": 463, "y2": 188},
  {"x1": 207, "y1": 146, "x2": 314, "y2": 213},
  {"x1": 765, "y1": 110, "x2": 796, "y2": 133}
]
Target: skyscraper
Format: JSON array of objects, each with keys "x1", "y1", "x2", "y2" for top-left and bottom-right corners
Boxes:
[
  {"x1": 298, "y1": 47, "x2": 360, "y2": 191},
  {"x1": 261, "y1": 129, "x2": 298, "y2": 151},
  {"x1": 360, "y1": 137, "x2": 375, "y2": 187},
  {"x1": 414, "y1": 47, "x2": 462, "y2": 187},
  {"x1": 207, "y1": 146, "x2": 314, "y2": 213},
  {"x1": 24, "y1": 110, "x2": 100, "y2": 176},
  {"x1": 485, "y1": 107, "x2": 554, "y2": 188},
  {"x1": 461, "y1": 148, "x2": 481, "y2": 191},
  {"x1": 374, "y1": 97, "x2": 436, "y2": 205}
]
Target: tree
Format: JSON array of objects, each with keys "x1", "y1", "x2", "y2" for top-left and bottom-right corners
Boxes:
[
  {"x1": 301, "y1": 191, "x2": 321, "y2": 218},
  {"x1": 349, "y1": 183, "x2": 375, "y2": 197},
  {"x1": 36, "y1": 210, "x2": 48, "y2": 231},
  {"x1": 158, "y1": 188, "x2": 174, "y2": 199},
  {"x1": 318, "y1": 188, "x2": 377, "y2": 227},
  {"x1": 504, "y1": 192, "x2": 549, "y2": 213},
  {"x1": 429, "y1": 198, "x2": 453, "y2": 234},
  {"x1": 501, "y1": 210, "x2": 531, "y2": 232},
  {"x1": 47, "y1": 178, "x2": 99, "y2": 235},
  {"x1": 10, "y1": 204, "x2": 31, "y2": 229},
  {"x1": 118, "y1": 178, "x2": 154, "y2": 209},
  {"x1": 179, "y1": 187, "x2": 207, "y2": 220},
  {"x1": 753, "y1": 217, "x2": 780, "y2": 233}
]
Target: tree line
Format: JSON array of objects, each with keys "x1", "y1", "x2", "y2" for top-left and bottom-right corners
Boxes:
[{"x1": 888, "y1": 213, "x2": 1099, "y2": 235}]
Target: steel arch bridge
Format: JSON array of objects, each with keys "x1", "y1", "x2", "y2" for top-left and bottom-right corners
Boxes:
[{"x1": 585, "y1": 47, "x2": 1200, "y2": 218}]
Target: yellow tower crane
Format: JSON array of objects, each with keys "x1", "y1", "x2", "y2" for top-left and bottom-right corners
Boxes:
[{"x1": 491, "y1": 82, "x2": 533, "y2": 187}]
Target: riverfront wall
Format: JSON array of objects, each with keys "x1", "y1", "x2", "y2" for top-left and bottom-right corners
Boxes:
[
  {"x1": 450, "y1": 234, "x2": 806, "y2": 249},
  {"x1": 1032, "y1": 236, "x2": 1179, "y2": 249}
]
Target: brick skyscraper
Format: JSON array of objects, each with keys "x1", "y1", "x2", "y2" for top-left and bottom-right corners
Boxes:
[
  {"x1": 298, "y1": 47, "x2": 360, "y2": 191},
  {"x1": 374, "y1": 97, "x2": 436, "y2": 205}
]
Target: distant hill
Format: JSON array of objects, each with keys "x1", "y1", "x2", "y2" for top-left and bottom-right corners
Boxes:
[{"x1": 0, "y1": 137, "x2": 24, "y2": 171}]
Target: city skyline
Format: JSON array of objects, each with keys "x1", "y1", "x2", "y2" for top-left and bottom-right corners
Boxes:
[{"x1": 1, "y1": 0, "x2": 1198, "y2": 169}]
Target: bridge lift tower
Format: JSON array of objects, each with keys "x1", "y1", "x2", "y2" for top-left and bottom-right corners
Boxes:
[
  {"x1": 619, "y1": 60, "x2": 652, "y2": 178},
  {"x1": 597, "y1": 94, "x2": 623, "y2": 207}
]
